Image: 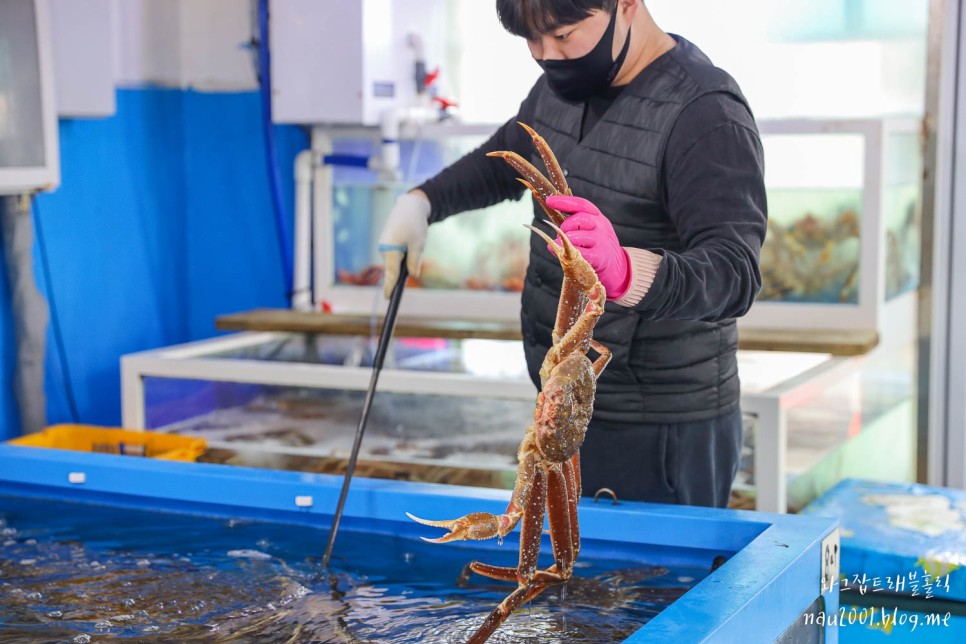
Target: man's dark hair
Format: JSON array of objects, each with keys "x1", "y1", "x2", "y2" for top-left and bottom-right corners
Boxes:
[{"x1": 496, "y1": 0, "x2": 619, "y2": 40}]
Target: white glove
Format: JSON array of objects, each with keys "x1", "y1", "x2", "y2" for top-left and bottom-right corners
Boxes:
[{"x1": 378, "y1": 191, "x2": 431, "y2": 298}]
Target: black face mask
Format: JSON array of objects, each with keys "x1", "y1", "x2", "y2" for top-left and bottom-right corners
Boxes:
[{"x1": 537, "y1": 9, "x2": 631, "y2": 103}]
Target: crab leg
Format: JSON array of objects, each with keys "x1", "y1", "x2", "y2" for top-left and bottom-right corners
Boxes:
[
  {"x1": 526, "y1": 222, "x2": 586, "y2": 347},
  {"x1": 486, "y1": 151, "x2": 557, "y2": 202},
  {"x1": 564, "y1": 455, "x2": 582, "y2": 560},
  {"x1": 465, "y1": 468, "x2": 566, "y2": 644},
  {"x1": 551, "y1": 230, "x2": 605, "y2": 353},
  {"x1": 468, "y1": 562, "x2": 520, "y2": 583},
  {"x1": 466, "y1": 462, "x2": 579, "y2": 643},
  {"x1": 517, "y1": 122, "x2": 571, "y2": 197},
  {"x1": 468, "y1": 459, "x2": 581, "y2": 588},
  {"x1": 487, "y1": 120, "x2": 574, "y2": 228},
  {"x1": 548, "y1": 290, "x2": 605, "y2": 373},
  {"x1": 546, "y1": 466, "x2": 575, "y2": 573},
  {"x1": 467, "y1": 580, "x2": 553, "y2": 644},
  {"x1": 407, "y1": 443, "x2": 540, "y2": 543},
  {"x1": 589, "y1": 339, "x2": 613, "y2": 377},
  {"x1": 489, "y1": 463, "x2": 580, "y2": 586},
  {"x1": 527, "y1": 222, "x2": 606, "y2": 377},
  {"x1": 486, "y1": 151, "x2": 566, "y2": 226},
  {"x1": 517, "y1": 465, "x2": 548, "y2": 582},
  {"x1": 521, "y1": 179, "x2": 568, "y2": 227}
]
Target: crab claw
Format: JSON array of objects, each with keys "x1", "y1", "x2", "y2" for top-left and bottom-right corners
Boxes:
[
  {"x1": 406, "y1": 511, "x2": 502, "y2": 543},
  {"x1": 517, "y1": 179, "x2": 567, "y2": 226},
  {"x1": 516, "y1": 122, "x2": 571, "y2": 197},
  {"x1": 526, "y1": 221, "x2": 601, "y2": 298},
  {"x1": 487, "y1": 151, "x2": 558, "y2": 203},
  {"x1": 525, "y1": 221, "x2": 580, "y2": 263}
]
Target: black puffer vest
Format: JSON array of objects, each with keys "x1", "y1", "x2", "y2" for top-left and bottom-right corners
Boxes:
[{"x1": 520, "y1": 37, "x2": 748, "y2": 424}]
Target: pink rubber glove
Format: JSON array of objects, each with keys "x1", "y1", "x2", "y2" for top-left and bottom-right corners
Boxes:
[{"x1": 545, "y1": 194, "x2": 631, "y2": 300}]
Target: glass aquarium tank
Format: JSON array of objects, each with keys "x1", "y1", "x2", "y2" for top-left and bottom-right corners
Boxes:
[
  {"x1": 759, "y1": 131, "x2": 864, "y2": 305},
  {"x1": 740, "y1": 117, "x2": 921, "y2": 339},
  {"x1": 320, "y1": 116, "x2": 922, "y2": 338},
  {"x1": 317, "y1": 129, "x2": 534, "y2": 321},
  {"x1": 124, "y1": 333, "x2": 535, "y2": 491},
  {"x1": 332, "y1": 180, "x2": 533, "y2": 295}
]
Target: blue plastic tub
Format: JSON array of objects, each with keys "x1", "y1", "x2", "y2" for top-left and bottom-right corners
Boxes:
[
  {"x1": 0, "y1": 444, "x2": 838, "y2": 641},
  {"x1": 805, "y1": 478, "x2": 966, "y2": 642}
]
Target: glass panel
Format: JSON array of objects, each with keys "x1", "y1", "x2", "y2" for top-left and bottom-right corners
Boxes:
[
  {"x1": 884, "y1": 128, "x2": 922, "y2": 299},
  {"x1": 144, "y1": 377, "x2": 529, "y2": 488},
  {"x1": 736, "y1": 348, "x2": 917, "y2": 512},
  {"x1": 759, "y1": 133, "x2": 864, "y2": 303},
  {"x1": 785, "y1": 346, "x2": 918, "y2": 511},
  {"x1": 332, "y1": 136, "x2": 533, "y2": 293},
  {"x1": 419, "y1": 198, "x2": 532, "y2": 292},
  {"x1": 734, "y1": 411, "x2": 757, "y2": 508},
  {"x1": 200, "y1": 335, "x2": 529, "y2": 378},
  {"x1": 142, "y1": 334, "x2": 533, "y2": 487}
]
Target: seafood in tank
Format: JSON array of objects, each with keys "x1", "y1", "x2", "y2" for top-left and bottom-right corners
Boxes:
[
  {"x1": 0, "y1": 494, "x2": 703, "y2": 642},
  {"x1": 759, "y1": 194, "x2": 862, "y2": 304}
]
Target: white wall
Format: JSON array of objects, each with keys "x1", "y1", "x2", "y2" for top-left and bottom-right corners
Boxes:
[
  {"x1": 55, "y1": 0, "x2": 930, "y2": 120},
  {"x1": 449, "y1": 2, "x2": 540, "y2": 124},
  {"x1": 648, "y1": 0, "x2": 927, "y2": 119},
  {"x1": 177, "y1": 0, "x2": 257, "y2": 91},
  {"x1": 80, "y1": 0, "x2": 533, "y2": 121},
  {"x1": 112, "y1": 0, "x2": 255, "y2": 91},
  {"x1": 111, "y1": 0, "x2": 182, "y2": 88},
  {"x1": 50, "y1": 0, "x2": 115, "y2": 116},
  {"x1": 50, "y1": 1, "x2": 524, "y2": 127},
  {"x1": 50, "y1": 0, "x2": 257, "y2": 116}
]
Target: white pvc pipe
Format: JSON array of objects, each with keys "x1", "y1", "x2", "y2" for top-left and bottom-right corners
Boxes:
[
  {"x1": 371, "y1": 104, "x2": 440, "y2": 181},
  {"x1": 372, "y1": 109, "x2": 402, "y2": 182},
  {"x1": 312, "y1": 128, "x2": 335, "y2": 310},
  {"x1": 292, "y1": 149, "x2": 314, "y2": 311}
]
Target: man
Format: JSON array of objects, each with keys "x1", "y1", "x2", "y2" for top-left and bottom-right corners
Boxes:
[{"x1": 378, "y1": 0, "x2": 766, "y2": 508}]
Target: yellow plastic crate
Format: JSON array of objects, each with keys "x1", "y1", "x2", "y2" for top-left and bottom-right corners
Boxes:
[{"x1": 8, "y1": 425, "x2": 207, "y2": 462}]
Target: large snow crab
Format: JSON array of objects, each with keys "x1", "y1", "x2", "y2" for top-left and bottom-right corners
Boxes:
[{"x1": 408, "y1": 123, "x2": 611, "y2": 643}]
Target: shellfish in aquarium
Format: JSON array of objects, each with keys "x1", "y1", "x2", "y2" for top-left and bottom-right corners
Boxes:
[
  {"x1": 759, "y1": 208, "x2": 861, "y2": 304},
  {"x1": 331, "y1": 179, "x2": 532, "y2": 293}
]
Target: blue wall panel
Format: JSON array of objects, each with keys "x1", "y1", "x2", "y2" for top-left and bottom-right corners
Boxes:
[
  {"x1": 33, "y1": 88, "x2": 190, "y2": 429},
  {"x1": 0, "y1": 87, "x2": 308, "y2": 438},
  {"x1": 180, "y1": 90, "x2": 307, "y2": 340},
  {"x1": 0, "y1": 247, "x2": 18, "y2": 438}
]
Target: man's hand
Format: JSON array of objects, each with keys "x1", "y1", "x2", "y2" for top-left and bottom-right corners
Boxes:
[
  {"x1": 545, "y1": 194, "x2": 631, "y2": 300},
  {"x1": 377, "y1": 191, "x2": 431, "y2": 298}
]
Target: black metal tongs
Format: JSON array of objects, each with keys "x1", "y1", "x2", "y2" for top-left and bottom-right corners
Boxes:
[{"x1": 321, "y1": 259, "x2": 408, "y2": 568}]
